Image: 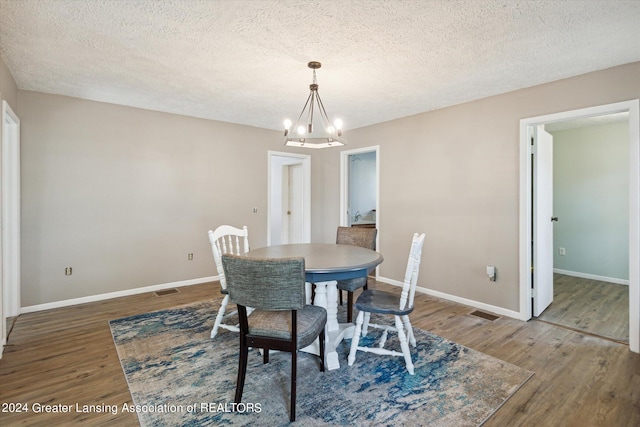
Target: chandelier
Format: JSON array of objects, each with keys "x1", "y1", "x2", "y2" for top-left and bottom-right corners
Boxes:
[{"x1": 284, "y1": 61, "x2": 345, "y2": 149}]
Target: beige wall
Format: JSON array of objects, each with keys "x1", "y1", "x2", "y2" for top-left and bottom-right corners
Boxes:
[
  {"x1": 18, "y1": 62, "x2": 640, "y2": 312},
  {"x1": 0, "y1": 55, "x2": 19, "y2": 111},
  {"x1": 20, "y1": 91, "x2": 295, "y2": 306},
  {"x1": 336, "y1": 62, "x2": 640, "y2": 312}
]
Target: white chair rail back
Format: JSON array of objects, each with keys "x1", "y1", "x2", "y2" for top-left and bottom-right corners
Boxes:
[
  {"x1": 208, "y1": 225, "x2": 249, "y2": 291},
  {"x1": 400, "y1": 233, "x2": 425, "y2": 312},
  {"x1": 207, "y1": 225, "x2": 249, "y2": 340}
]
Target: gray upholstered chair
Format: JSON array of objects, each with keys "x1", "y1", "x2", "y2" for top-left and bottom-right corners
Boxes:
[
  {"x1": 222, "y1": 254, "x2": 326, "y2": 422},
  {"x1": 348, "y1": 233, "x2": 425, "y2": 375},
  {"x1": 208, "y1": 225, "x2": 250, "y2": 339},
  {"x1": 336, "y1": 226, "x2": 378, "y2": 323}
]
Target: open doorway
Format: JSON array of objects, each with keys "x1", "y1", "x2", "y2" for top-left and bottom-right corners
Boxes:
[
  {"x1": 519, "y1": 99, "x2": 640, "y2": 353},
  {"x1": 267, "y1": 151, "x2": 311, "y2": 245},
  {"x1": 537, "y1": 114, "x2": 630, "y2": 343},
  {"x1": 340, "y1": 145, "x2": 379, "y2": 236}
]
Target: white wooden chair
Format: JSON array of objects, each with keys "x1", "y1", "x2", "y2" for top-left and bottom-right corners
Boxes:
[
  {"x1": 208, "y1": 225, "x2": 250, "y2": 339},
  {"x1": 347, "y1": 232, "x2": 425, "y2": 374}
]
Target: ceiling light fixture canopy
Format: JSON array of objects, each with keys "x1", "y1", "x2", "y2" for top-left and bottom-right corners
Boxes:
[{"x1": 284, "y1": 61, "x2": 345, "y2": 149}]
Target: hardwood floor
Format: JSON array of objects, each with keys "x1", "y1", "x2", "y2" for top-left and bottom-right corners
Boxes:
[
  {"x1": 1, "y1": 281, "x2": 638, "y2": 426},
  {"x1": 538, "y1": 274, "x2": 629, "y2": 343}
]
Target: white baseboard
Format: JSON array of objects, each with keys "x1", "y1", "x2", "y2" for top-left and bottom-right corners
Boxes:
[
  {"x1": 20, "y1": 276, "x2": 218, "y2": 314},
  {"x1": 376, "y1": 276, "x2": 525, "y2": 321},
  {"x1": 553, "y1": 269, "x2": 629, "y2": 285}
]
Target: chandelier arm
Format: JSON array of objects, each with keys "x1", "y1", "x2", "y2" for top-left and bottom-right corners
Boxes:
[
  {"x1": 308, "y1": 91, "x2": 316, "y2": 133},
  {"x1": 294, "y1": 92, "x2": 314, "y2": 131},
  {"x1": 314, "y1": 92, "x2": 333, "y2": 129}
]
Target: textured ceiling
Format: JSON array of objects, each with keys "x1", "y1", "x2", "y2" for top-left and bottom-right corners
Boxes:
[{"x1": 1, "y1": 0, "x2": 639, "y2": 132}]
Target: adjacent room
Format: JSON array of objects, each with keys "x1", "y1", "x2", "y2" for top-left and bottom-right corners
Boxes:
[{"x1": 1, "y1": 1, "x2": 639, "y2": 426}]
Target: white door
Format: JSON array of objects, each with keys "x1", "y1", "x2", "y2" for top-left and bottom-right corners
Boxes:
[
  {"x1": 533, "y1": 125, "x2": 554, "y2": 316},
  {"x1": 287, "y1": 164, "x2": 304, "y2": 243}
]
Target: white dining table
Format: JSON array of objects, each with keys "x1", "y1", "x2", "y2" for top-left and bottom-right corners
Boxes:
[{"x1": 245, "y1": 243, "x2": 384, "y2": 370}]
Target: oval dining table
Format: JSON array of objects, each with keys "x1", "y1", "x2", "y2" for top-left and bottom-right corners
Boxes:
[{"x1": 245, "y1": 243, "x2": 384, "y2": 370}]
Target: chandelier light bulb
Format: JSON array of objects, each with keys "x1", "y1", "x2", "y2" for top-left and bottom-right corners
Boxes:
[
  {"x1": 334, "y1": 118, "x2": 343, "y2": 130},
  {"x1": 297, "y1": 125, "x2": 306, "y2": 135},
  {"x1": 284, "y1": 119, "x2": 292, "y2": 129},
  {"x1": 327, "y1": 125, "x2": 336, "y2": 134}
]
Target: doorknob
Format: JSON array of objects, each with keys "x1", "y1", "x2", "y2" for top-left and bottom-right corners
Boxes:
[{"x1": 551, "y1": 217, "x2": 558, "y2": 222}]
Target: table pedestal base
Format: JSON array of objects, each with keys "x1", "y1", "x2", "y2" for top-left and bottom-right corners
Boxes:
[{"x1": 301, "y1": 280, "x2": 354, "y2": 370}]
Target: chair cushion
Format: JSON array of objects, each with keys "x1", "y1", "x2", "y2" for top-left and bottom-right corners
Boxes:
[
  {"x1": 336, "y1": 276, "x2": 368, "y2": 292},
  {"x1": 355, "y1": 289, "x2": 414, "y2": 316},
  {"x1": 248, "y1": 305, "x2": 327, "y2": 349}
]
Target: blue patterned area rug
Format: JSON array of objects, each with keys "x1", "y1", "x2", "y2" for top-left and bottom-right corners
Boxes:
[{"x1": 109, "y1": 301, "x2": 532, "y2": 426}]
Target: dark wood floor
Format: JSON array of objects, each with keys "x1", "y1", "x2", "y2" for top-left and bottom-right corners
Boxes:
[
  {"x1": 1, "y1": 280, "x2": 639, "y2": 426},
  {"x1": 538, "y1": 274, "x2": 629, "y2": 343}
]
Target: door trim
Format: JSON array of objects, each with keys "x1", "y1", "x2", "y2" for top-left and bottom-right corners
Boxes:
[
  {"x1": 519, "y1": 99, "x2": 640, "y2": 353},
  {"x1": 267, "y1": 151, "x2": 311, "y2": 245},
  {"x1": 2, "y1": 100, "x2": 20, "y2": 320}
]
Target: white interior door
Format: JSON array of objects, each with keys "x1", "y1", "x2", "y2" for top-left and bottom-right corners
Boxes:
[
  {"x1": 287, "y1": 164, "x2": 304, "y2": 243},
  {"x1": 533, "y1": 125, "x2": 554, "y2": 316}
]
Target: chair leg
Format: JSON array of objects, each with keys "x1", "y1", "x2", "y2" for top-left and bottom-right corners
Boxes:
[
  {"x1": 347, "y1": 291, "x2": 354, "y2": 323},
  {"x1": 290, "y1": 350, "x2": 297, "y2": 422},
  {"x1": 339, "y1": 290, "x2": 343, "y2": 306},
  {"x1": 319, "y1": 329, "x2": 326, "y2": 372},
  {"x1": 402, "y1": 315, "x2": 416, "y2": 347},
  {"x1": 263, "y1": 348, "x2": 269, "y2": 364},
  {"x1": 394, "y1": 315, "x2": 415, "y2": 375},
  {"x1": 211, "y1": 294, "x2": 230, "y2": 338},
  {"x1": 362, "y1": 312, "x2": 371, "y2": 336},
  {"x1": 348, "y1": 311, "x2": 364, "y2": 366},
  {"x1": 235, "y1": 341, "x2": 249, "y2": 402}
]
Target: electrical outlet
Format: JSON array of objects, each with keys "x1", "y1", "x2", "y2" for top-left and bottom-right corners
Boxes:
[
  {"x1": 188, "y1": 253, "x2": 194, "y2": 261},
  {"x1": 558, "y1": 247, "x2": 566, "y2": 256},
  {"x1": 65, "y1": 267, "x2": 72, "y2": 275}
]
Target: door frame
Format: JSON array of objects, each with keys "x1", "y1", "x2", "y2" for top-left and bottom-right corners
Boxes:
[
  {"x1": 2, "y1": 100, "x2": 21, "y2": 353},
  {"x1": 267, "y1": 151, "x2": 311, "y2": 245},
  {"x1": 519, "y1": 99, "x2": 640, "y2": 353},
  {"x1": 340, "y1": 145, "x2": 380, "y2": 237}
]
